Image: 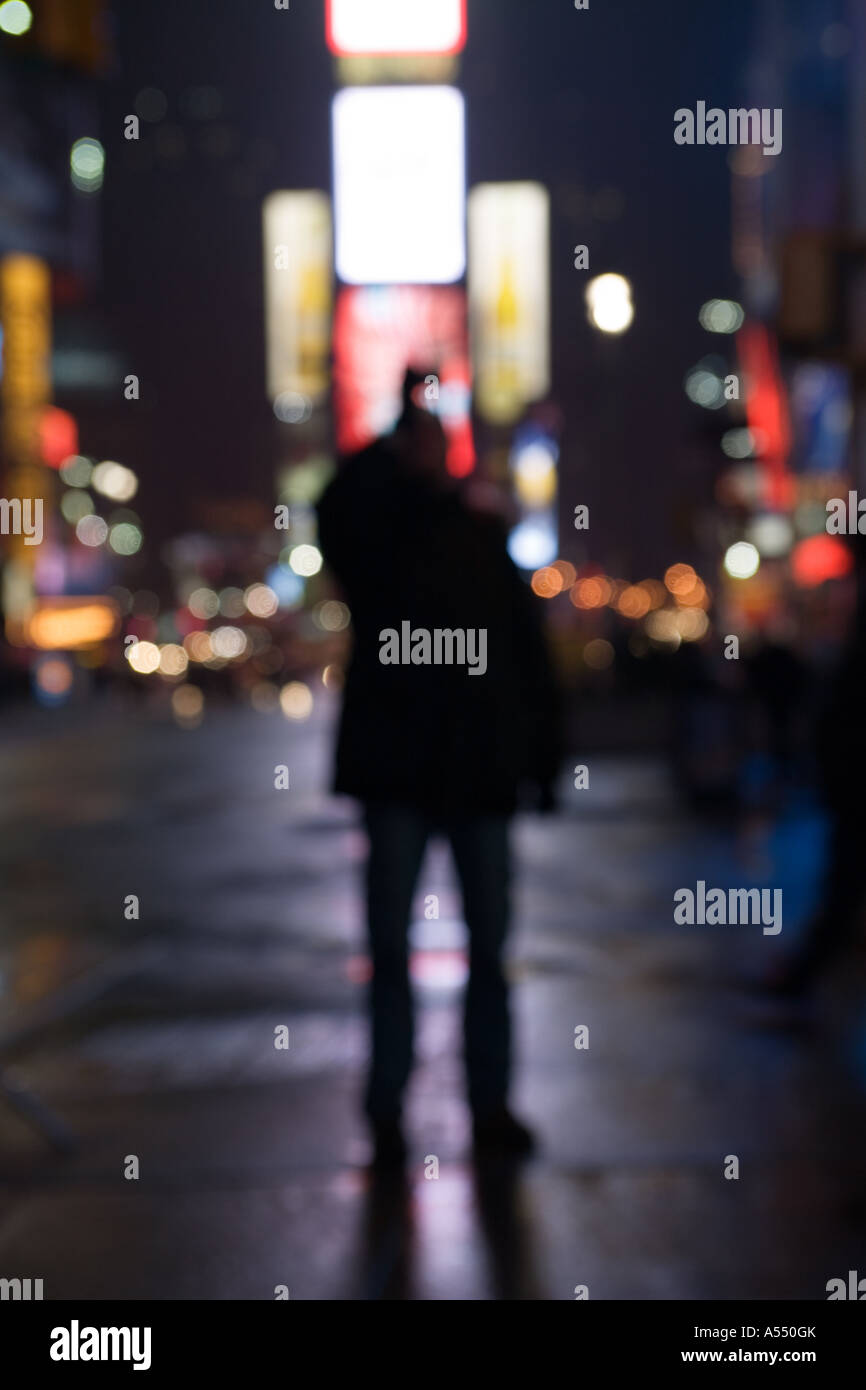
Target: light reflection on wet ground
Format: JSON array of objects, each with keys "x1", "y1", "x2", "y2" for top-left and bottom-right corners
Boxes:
[{"x1": 0, "y1": 700, "x2": 864, "y2": 1299}]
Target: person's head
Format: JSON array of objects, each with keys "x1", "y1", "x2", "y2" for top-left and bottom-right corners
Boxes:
[{"x1": 392, "y1": 367, "x2": 449, "y2": 484}]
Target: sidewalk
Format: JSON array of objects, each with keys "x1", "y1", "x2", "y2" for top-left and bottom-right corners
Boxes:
[{"x1": 0, "y1": 699, "x2": 864, "y2": 1299}]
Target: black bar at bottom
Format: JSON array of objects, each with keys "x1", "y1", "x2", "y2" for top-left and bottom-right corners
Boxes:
[{"x1": 2, "y1": 1299, "x2": 861, "y2": 1376}]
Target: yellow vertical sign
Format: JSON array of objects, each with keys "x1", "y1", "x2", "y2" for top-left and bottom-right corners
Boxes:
[
  {"x1": 0, "y1": 254, "x2": 52, "y2": 631},
  {"x1": 262, "y1": 192, "x2": 332, "y2": 405},
  {"x1": 468, "y1": 183, "x2": 550, "y2": 425}
]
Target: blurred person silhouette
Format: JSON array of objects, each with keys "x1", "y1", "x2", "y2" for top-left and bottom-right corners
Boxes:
[
  {"x1": 318, "y1": 368, "x2": 561, "y2": 1167},
  {"x1": 758, "y1": 535, "x2": 866, "y2": 1001},
  {"x1": 741, "y1": 620, "x2": 810, "y2": 816}
]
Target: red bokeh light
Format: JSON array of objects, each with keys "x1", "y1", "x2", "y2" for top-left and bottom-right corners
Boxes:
[
  {"x1": 791, "y1": 533, "x2": 853, "y2": 588},
  {"x1": 40, "y1": 407, "x2": 78, "y2": 469}
]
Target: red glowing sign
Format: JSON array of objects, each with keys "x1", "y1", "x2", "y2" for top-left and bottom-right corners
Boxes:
[
  {"x1": 40, "y1": 407, "x2": 78, "y2": 469},
  {"x1": 791, "y1": 534, "x2": 853, "y2": 588},
  {"x1": 333, "y1": 285, "x2": 474, "y2": 476},
  {"x1": 326, "y1": 0, "x2": 467, "y2": 57},
  {"x1": 737, "y1": 323, "x2": 792, "y2": 510}
]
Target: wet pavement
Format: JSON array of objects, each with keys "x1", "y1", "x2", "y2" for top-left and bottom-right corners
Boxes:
[{"x1": 0, "y1": 695, "x2": 864, "y2": 1300}]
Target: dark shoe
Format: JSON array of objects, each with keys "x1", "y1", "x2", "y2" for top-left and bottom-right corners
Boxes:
[
  {"x1": 370, "y1": 1118, "x2": 407, "y2": 1170},
  {"x1": 472, "y1": 1107, "x2": 535, "y2": 1158}
]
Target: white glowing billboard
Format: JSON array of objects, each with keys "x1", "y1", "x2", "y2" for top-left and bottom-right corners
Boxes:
[
  {"x1": 327, "y1": 0, "x2": 466, "y2": 56},
  {"x1": 262, "y1": 191, "x2": 332, "y2": 404},
  {"x1": 468, "y1": 182, "x2": 550, "y2": 424},
  {"x1": 333, "y1": 86, "x2": 465, "y2": 286}
]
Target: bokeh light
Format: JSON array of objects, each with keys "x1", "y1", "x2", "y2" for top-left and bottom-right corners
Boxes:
[
  {"x1": 685, "y1": 368, "x2": 725, "y2": 409},
  {"x1": 188, "y1": 588, "x2": 220, "y2": 620},
  {"x1": 791, "y1": 534, "x2": 853, "y2": 588},
  {"x1": 127, "y1": 640, "x2": 161, "y2": 674},
  {"x1": 70, "y1": 137, "x2": 105, "y2": 193},
  {"x1": 172, "y1": 684, "x2": 204, "y2": 727},
  {"x1": 638, "y1": 579, "x2": 667, "y2": 610},
  {"x1": 59, "y1": 455, "x2": 93, "y2": 487},
  {"x1": 531, "y1": 566, "x2": 564, "y2": 598},
  {"x1": 698, "y1": 298, "x2": 744, "y2": 334},
  {"x1": 245, "y1": 583, "x2": 279, "y2": 618},
  {"x1": 322, "y1": 664, "x2": 344, "y2": 691},
  {"x1": 675, "y1": 576, "x2": 708, "y2": 608},
  {"x1": 266, "y1": 564, "x2": 305, "y2": 609},
  {"x1": 183, "y1": 631, "x2": 214, "y2": 663},
  {"x1": 218, "y1": 587, "x2": 247, "y2": 618},
  {"x1": 92, "y1": 460, "x2": 138, "y2": 501},
  {"x1": 552, "y1": 560, "x2": 577, "y2": 588},
  {"x1": 747, "y1": 514, "x2": 794, "y2": 558},
  {"x1": 584, "y1": 638, "x2": 615, "y2": 670},
  {"x1": 280, "y1": 681, "x2": 313, "y2": 720},
  {"x1": 158, "y1": 644, "x2": 189, "y2": 678},
  {"x1": 61, "y1": 490, "x2": 94, "y2": 524},
  {"x1": 721, "y1": 428, "x2": 756, "y2": 459},
  {"x1": 645, "y1": 609, "x2": 682, "y2": 648},
  {"x1": 288, "y1": 544, "x2": 323, "y2": 577},
  {"x1": 617, "y1": 585, "x2": 651, "y2": 619},
  {"x1": 723, "y1": 541, "x2": 760, "y2": 580},
  {"x1": 507, "y1": 517, "x2": 558, "y2": 570},
  {"x1": 109, "y1": 523, "x2": 143, "y2": 555},
  {"x1": 664, "y1": 563, "x2": 696, "y2": 596},
  {"x1": 0, "y1": 1, "x2": 32, "y2": 35},
  {"x1": 512, "y1": 442, "x2": 558, "y2": 507},
  {"x1": 675, "y1": 608, "x2": 710, "y2": 641},
  {"x1": 211, "y1": 626, "x2": 247, "y2": 659},
  {"x1": 313, "y1": 599, "x2": 351, "y2": 631},
  {"x1": 75, "y1": 514, "x2": 109, "y2": 547},
  {"x1": 585, "y1": 273, "x2": 634, "y2": 334},
  {"x1": 274, "y1": 391, "x2": 313, "y2": 424},
  {"x1": 570, "y1": 575, "x2": 611, "y2": 609}
]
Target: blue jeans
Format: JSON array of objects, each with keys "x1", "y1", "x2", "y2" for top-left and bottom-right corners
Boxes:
[{"x1": 362, "y1": 804, "x2": 512, "y2": 1120}]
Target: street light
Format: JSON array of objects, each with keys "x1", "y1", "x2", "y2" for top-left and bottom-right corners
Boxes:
[{"x1": 585, "y1": 272, "x2": 634, "y2": 334}]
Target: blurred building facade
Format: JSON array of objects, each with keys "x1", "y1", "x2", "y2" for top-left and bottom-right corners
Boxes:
[
  {"x1": 719, "y1": 0, "x2": 863, "y2": 652},
  {"x1": 0, "y1": 0, "x2": 124, "y2": 701}
]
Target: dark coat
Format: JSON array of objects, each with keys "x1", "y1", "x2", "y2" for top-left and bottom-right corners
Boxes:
[{"x1": 317, "y1": 437, "x2": 562, "y2": 816}]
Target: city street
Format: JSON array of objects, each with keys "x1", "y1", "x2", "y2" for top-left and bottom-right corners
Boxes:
[{"x1": 0, "y1": 694, "x2": 864, "y2": 1300}]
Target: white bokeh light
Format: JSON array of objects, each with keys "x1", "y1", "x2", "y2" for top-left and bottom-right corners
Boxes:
[
  {"x1": 724, "y1": 541, "x2": 760, "y2": 579},
  {"x1": 585, "y1": 273, "x2": 634, "y2": 334}
]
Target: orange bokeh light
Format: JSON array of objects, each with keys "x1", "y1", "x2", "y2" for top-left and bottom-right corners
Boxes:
[
  {"x1": 570, "y1": 575, "x2": 612, "y2": 609},
  {"x1": 664, "y1": 563, "x2": 697, "y2": 596},
  {"x1": 617, "y1": 585, "x2": 651, "y2": 619},
  {"x1": 552, "y1": 559, "x2": 577, "y2": 588},
  {"x1": 531, "y1": 566, "x2": 564, "y2": 598}
]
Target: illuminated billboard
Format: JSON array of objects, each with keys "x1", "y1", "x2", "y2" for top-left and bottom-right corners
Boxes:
[
  {"x1": 507, "y1": 425, "x2": 559, "y2": 570},
  {"x1": 333, "y1": 86, "x2": 465, "y2": 286},
  {"x1": 333, "y1": 285, "x2": 474, "y2": 475},
  {"x1": 326, "y1": 0, "x2": 466, "y2": 56},
  {"x1": 0, "y1": 254, "x2": 52, "y2": 631},
  {"x1": 26, "y1": 597, "x2": 120, "y2": 651},
  {"x1": 468, "y1": 183, "x2": 550, "y2": 425},
  {"x1": 262, "y1": 191, "x2": 332, "y2": 404}
]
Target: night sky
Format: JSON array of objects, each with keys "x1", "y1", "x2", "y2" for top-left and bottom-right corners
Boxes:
[{"x1": 97, "y1": 0, "x2": 753, "y2": 574}]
